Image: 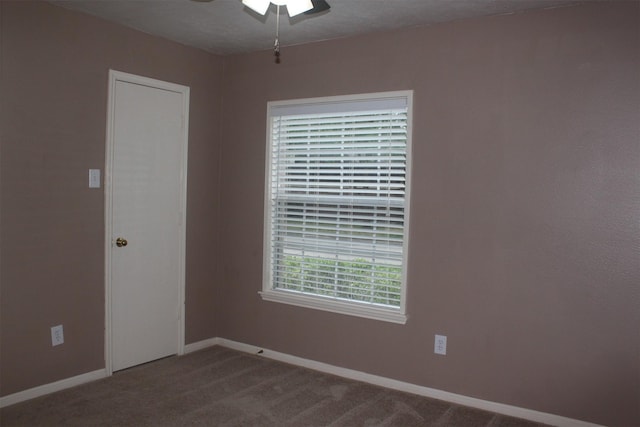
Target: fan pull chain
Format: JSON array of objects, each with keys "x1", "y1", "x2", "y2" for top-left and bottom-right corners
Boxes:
[{"x1": 274, "y1": 4, "x2": 281, "y2": 63}]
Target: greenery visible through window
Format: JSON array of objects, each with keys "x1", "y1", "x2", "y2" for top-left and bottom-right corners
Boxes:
[
  {"x1": 262, "y1": 91, "x2": 412, "y2": 323},
  {"x1": 281, "y1": 256, "x2": 402, "y2": 306}
]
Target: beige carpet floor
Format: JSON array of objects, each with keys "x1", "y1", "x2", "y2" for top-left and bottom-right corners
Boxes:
[{"x1": 1, "y1": 346, "x2": 552, "y2": 426}]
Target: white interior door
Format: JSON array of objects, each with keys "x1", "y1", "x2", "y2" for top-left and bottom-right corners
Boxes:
[{"x1": 107, "y1": 71, "x2": 189, "y2": 372}]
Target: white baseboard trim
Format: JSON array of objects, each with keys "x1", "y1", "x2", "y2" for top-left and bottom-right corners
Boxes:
[
  {"x1": 184, "y1": 337, "x2": 222, "y2": 354},
  {"x1": 2, "y1": 339, "x2": 217, "y2": 408},
  {"x1": 0, "y1": 369, "x2": 107, "y2": 409},
  {"x1": 215, "y1": 338, "x2": 604, "y2": 427},
  {"x1": 0, "y1": 338, "x2": 605, "y2": 427}
]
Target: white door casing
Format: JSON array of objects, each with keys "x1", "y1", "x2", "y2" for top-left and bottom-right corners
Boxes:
[{"x1": 105, "y1": 70, "x2": 189, "y2": 373}]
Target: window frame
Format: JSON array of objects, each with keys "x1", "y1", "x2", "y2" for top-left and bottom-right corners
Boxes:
[{"x1": 260, "y1": 91, "x2": 413, "y2": 324}]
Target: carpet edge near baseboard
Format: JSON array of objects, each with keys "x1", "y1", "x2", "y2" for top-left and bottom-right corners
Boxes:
[
  {"x1": 195, "y1": 337, "x2": 604, "y2": 427},
  {"x1": 1, "y1": 337, "x2": 604, "y2": 427}
]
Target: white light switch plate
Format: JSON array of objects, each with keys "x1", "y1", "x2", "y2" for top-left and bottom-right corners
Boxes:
[{"x1": 89, "y1": 169, "x2": 101, "y2": 188}]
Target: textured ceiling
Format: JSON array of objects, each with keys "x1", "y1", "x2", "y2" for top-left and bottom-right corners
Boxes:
[{"x1": 50, "y1": 0, "x2": 581, "y2": 55}]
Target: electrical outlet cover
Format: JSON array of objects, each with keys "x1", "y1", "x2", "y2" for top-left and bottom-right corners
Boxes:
[
  {"x1": 51, "y1": 325, "x2": 64, "y2": 346},
  {"x1": 434, "y1": 334, "x2": 447, "y2": 355}
]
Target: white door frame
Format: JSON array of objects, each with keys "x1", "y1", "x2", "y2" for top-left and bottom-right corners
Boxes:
[{"x1": 104, "y1": 69, "x2": 189, "y2": 375}]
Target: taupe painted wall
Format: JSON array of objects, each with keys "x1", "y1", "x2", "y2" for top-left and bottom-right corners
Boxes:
[
  {"x1": 1, "y1": 1, "x2": 638, "y2": 426},
  {"x1": 0, "y1": 2, "x2": 223, "y2": 395},
  {"x1": 218, "y1": 3, "x2": 640, "y2": 426}
]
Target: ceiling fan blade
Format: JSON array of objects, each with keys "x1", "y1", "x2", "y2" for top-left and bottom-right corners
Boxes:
[{"x1": 304, "y1": 0, "x2": 330, "y2": 15}]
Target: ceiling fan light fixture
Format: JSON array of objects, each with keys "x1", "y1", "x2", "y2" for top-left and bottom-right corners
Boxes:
[
  {"x1": 283, "y1": 0, "x2": 313, "y2": 17},
  {"x1": 242, "y1": 0, "x2": 270, "y2": 15},
  {"x1": 242, "y1": 0, "x2": 313, "y2": 17},
  {"x1": 242, "y1": 0, "x2": 319, "y2": 63}
]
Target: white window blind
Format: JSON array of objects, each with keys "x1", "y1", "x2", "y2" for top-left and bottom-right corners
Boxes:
[{"x1": 263, "y1": 92, "x2": 412, "y2": 322}]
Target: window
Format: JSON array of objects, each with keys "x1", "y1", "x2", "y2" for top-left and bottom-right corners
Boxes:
[{"x1": 261, "y1": 91, "x2": 412, "y2": 324}]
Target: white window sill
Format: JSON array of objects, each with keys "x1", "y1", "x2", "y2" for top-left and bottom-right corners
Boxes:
[{"x1": 259, "y1": 289, "x2": 407, "y2": 325}]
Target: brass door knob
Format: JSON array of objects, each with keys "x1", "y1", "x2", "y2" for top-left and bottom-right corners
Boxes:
[{"x1": 115, "y1": 237, "x2": 128, "y2": 247}]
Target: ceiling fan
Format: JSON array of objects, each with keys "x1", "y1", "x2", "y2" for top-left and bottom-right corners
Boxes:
[
  {"x1": 192, "y1": 0, "x2": 330, "y2": 62},
  {"x1": 243, "y1": 0, "x2": 331, "y2": 62},
  {"x1": 191, "y1": 0, "x2": 330, "y2": 16},
  {"x1": 242, "y1": 0, "x2": 330, "y2": 16}
]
